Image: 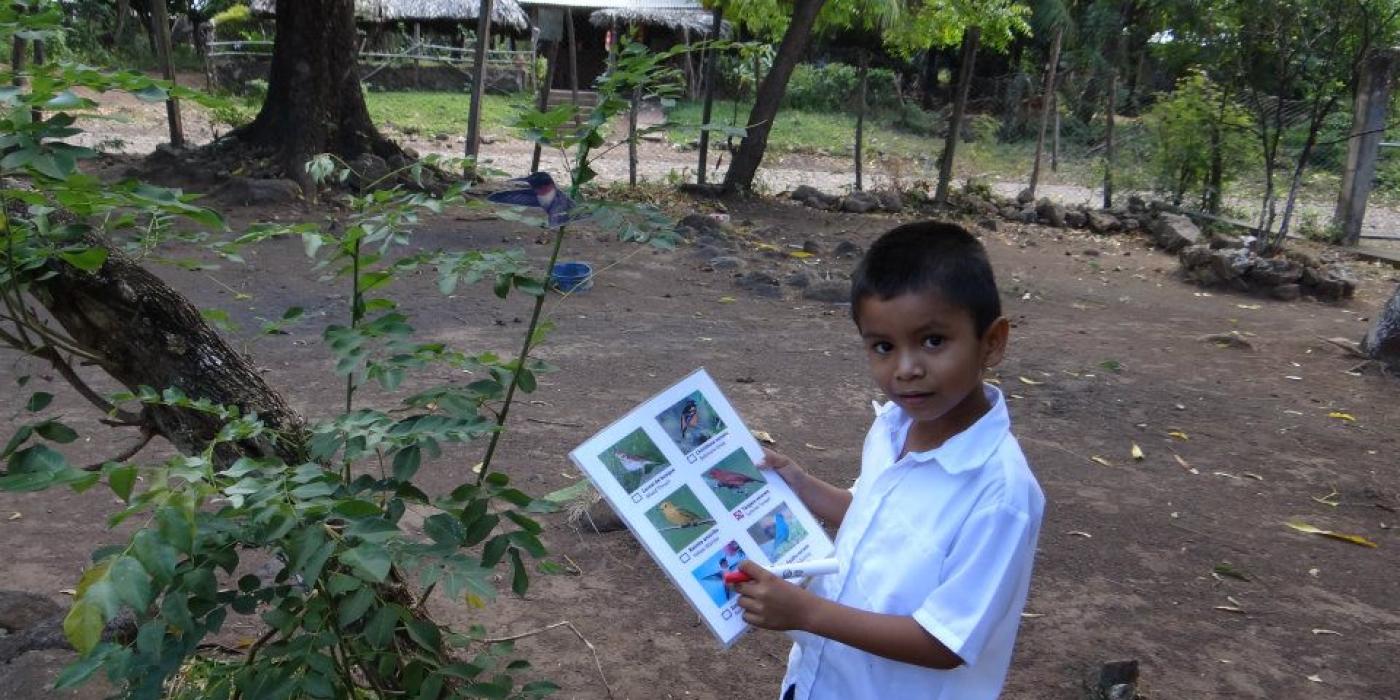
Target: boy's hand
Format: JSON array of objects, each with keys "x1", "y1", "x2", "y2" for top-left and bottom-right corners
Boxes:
[
  {"x1": 734, "y1": 560, "x2": 821, "y2": 631},
  {"x1": 756, "y1": 447, "x2": 805, "y2": 485}
]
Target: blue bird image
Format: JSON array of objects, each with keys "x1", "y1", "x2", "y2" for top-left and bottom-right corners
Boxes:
[
  {"x1": 486, "y1": 172, "x2": 577, "y2": 228},
  {"x1": 762, "y1": 512, "x2": 790, "y2": 560}
]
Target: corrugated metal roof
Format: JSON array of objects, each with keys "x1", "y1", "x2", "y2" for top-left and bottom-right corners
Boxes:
[
  {"x1": 518, "y1": 0, "x2": 703, "y2": 9},
  {"x1": 247, "y1": 0, "x2": 530, "y2": 29}
]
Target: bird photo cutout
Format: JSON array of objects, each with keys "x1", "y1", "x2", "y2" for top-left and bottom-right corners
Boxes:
[
  {"x1": 747, "y1": 502, "x2": 806, "y2": 562},
  {"x1": 701, "y1": 449, "x2": 767, "y2": 511},
  {"x1": 656, "y1": 391, "x2": 727, "y2": 455},
  {"x1": 645, "y1": 485, "x2": 717, "y2": 553},
  {"x1": 598, "y1": 428, "x2": 670, "y2": 495},
  {"x1": 691, "y1": 540, "x2": 749, "y2": 607}
]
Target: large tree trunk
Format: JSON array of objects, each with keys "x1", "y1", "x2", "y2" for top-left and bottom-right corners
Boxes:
[
  {"x1": 936, "y1": 27, "x2": 980, "y2": 203},
  {"x1": 1027, "y1": 26, "x2": 1062, "y2": 200},
  {"x1": 464, "y1": 0, "x2": 494, "y2": 166},
  {"x1": 722, "y1": 0, "x2": 827, "y2": 193},
  {"x1": 696, "y1": 6, "x2": 724, "y2": 185},
  {"x1": 854, "y1": 51, "x2": 867, "y2": 191},
  {"x1": 234, "y1": 0, "x2": 400, "y2": 179},
  {"x1": 26, "y1": 235, "x2": 309, "y2": 468},
  {"x1": 1363, "y1": 284, "x2": 1400, "y2": 371}
]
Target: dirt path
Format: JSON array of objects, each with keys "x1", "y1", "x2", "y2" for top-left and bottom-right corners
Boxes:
[{"x1": 2, "y1": 184, "x2": 1398, "y2": 698}]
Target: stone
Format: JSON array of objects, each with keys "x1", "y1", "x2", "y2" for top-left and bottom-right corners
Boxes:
[
  {"x1": 1362, "y1": 284, "x2": 1400, "y2": 369},
  {"x1": 840, "y1": 190, "x2": 881, "y2": 214},
  {"x1": 1121, "y1": 217, "x2": 1141, "y2": 231},
  {"x1": 1269, "y1": 283, "x2": 1302, "y2": 301},
  {"x1": 0, "y1": 591, "x2": 61, "y2": 633},
  {"x1": 802, "y1": 280, "x2": 851, "y2": 303},
  {"x1": 678, "y1": 213, "x2": 724, "y2": 236},
  {"x1": 737, "y1": 270, "x2": 783, "y2": 298},
  {"x1": 1087, "y1": 210, "x2": 1122, "y2": 234},
  {"x1": 784, "y1": 270, "x2": 812, "y2": 288},
  {"x1": 802, "y1": 240, "x2": 822, "y2": 255},
  {"x1": 1064, "y1": 210, "x2": 1087, "y2": 228},
  {"x1": 1245, "y1": 258, "x2": 1302, "y2": 287},
  {"x1": 1127, "y1": 195, "x2": 1147, "y2": 214},
  {"x1": 977, "y1": 217, "x2": 999, "y2": 232},
  {"x1": 1035, "y1": 198, "x2": 1066, "y2": 227},
  {"x1": 999, "y1": 205, "x2": 1021, "y2": 220},
  {"x1": 708, "y1": 256, "x2": 744, "y2": 271},
  {"x1": 212, "y1": 177, "x2": 303, "y2": 206},
  {"x1": 1082, "y1": 248, "x2": 1101, "y2": 257},
  {"x1": 1150, "y1": 213, "x2": 1202, "y2": 252},
  {"x1": 874, "y1": 189, "x2": 903, "y2": 212},
  {"x1": 1312, "y1": 267, "x2": 1357, "y2": 301},
  {"x1": 0, "y1": 649, "x2": 116, "y2": 699},
  {"x1": 1208, "y1": 234, "x2": 1242, "y2": 250},
  {"x1": 833, "y1": 240, "x2": 863, "y2": 258},
  {"x1": 1016, "y1": 187, "x2": 1035, "y2": 204},
  {"x1": 1084, "y1": 659, "x2": 1140, "y2": 700},
  {"x1": 791, "y1": 184, "x2": 839, "y2": 208},
  {"x1": 673, "y1": 224, "x2": 698, "y2": 241},
  {"x1": 1020, "y1": 206, "x2": 1038, "y2": 224},
  {"x1": 350, "y1": 152, "x2": 390, "y2": 189}
]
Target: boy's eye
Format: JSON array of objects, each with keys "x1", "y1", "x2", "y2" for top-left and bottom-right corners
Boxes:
[
  {"x1": 923, "y1": 335, "x2": 945, "y2": 348},
  {"x1": 870, "y1": 341, "x2": 893, "y2": 355}
]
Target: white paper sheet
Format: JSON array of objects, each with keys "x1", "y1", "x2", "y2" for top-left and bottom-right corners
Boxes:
[{"x1": 568, "y1": 368, "x2": 835, "y2": 646}]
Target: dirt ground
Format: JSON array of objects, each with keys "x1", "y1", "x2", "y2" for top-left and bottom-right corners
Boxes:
[{"x1": 2, "y1": 163, "x2": 1399, "y2": 700}]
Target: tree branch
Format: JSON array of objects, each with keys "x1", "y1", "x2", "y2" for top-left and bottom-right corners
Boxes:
[{"x1": 82, "y1": 427, "x2": 154, "y2": 471}]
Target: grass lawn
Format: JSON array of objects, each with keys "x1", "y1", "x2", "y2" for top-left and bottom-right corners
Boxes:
[
  {"x1": 364, "y1": 91, "x2": 536, "y2": 139},
  {"x1": 662, "y1": 99, "x2": 937, "y2": 159}
]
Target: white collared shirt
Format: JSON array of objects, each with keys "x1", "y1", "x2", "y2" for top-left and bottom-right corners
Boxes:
[{"x1": 781, "y1": 385, "x2": 1044, "y2": 700}]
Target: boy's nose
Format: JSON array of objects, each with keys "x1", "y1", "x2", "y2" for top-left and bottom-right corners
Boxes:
[{"x1": 895, "y1": 352, "x2": 925, "y2": 380}]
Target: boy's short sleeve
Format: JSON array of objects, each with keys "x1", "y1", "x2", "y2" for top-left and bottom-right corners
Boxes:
[{"x1": 911, "y1": 503, "x2": 1034, "y2": 667}]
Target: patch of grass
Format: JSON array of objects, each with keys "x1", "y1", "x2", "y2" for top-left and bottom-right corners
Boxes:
[
  {"x1": 364, "y1": 91, "x2": 535, "y2": 140},
  {"x1": 662, "y1": 99, "x2": 934, "y2": 158}
]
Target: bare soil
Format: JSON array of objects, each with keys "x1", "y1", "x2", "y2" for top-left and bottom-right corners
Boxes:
[{"x1": 2, "y1": 176, "x2": 1399, "y2": 699}]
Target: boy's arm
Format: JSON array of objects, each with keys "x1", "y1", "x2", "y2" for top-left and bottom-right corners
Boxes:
[
  {"x1": 757, "y1": 448, "x2": 852, "y2": 527},
  {"x1": 734, "y1": 561, "x2": 962, "y2": 669}
]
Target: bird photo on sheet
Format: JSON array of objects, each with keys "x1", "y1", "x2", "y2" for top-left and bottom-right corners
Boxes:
[
  {"x1": 701, "y1": 449, "x2": 767, "y2": 510},
  {"x1": 599, "y1": 428, "x2": 670, "y2": 494},
  {"x1": 748, "y1": 502, "x2": 807, "y2": 562},
  {"x1": 645, "y1": 485, "x2": 717, "y2": 553},
  {"x1": 692, "y1": 540, "x2": 749, "y2": 607},
  {"x1": 656, "y1": 391, "x2": 727, "y2": 455}
]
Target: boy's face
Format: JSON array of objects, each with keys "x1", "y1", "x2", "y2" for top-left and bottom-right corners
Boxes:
[{"x1": 856, "y1": 291, "x2": 1008, "y2": 441}]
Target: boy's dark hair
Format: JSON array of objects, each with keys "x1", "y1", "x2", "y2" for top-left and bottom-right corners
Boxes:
[{"x1": 850, "y1": 221, "x2": 1002, "y2": 335}]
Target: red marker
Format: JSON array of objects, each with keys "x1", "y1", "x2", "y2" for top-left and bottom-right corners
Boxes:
[{"x1": 723, "y1": 557, "x2": 840, "y2": 585}]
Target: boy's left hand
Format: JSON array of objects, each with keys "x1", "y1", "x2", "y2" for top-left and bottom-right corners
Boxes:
[{"x1": 734, "y1": 560, "x2": 822, "y2": 631}]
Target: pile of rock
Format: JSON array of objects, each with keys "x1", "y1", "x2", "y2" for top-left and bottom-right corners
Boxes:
[
  {"x1": 1178, "y1": 245, "x2": 1357, "y2": 301},
  {"x1": 790, "y1": 185, "x2": 903, "y2": 214}
]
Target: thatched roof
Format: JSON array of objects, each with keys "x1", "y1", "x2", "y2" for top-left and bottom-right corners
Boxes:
[
  {"x1": 588, "y1": 7, "x2": 727, "y2": 36},
  {"x1": 247, "y1": 0, "x2": 529, "y2": 30}
]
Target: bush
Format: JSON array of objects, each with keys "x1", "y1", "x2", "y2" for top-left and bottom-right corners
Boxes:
[
  {"x1": 784, "y1": 62, "x2": 900, "y2": 113},
  {"x1": 211, "y1": 3, "x2": 262, "y2": 41},
  {"x1": 1142, "y1": 71, "x2": 1254, "y2": 205},
  {"x1": 967, "y1": 114, "x2": 1002, "y2": 143},
  {"x1": 893, "y1": 101, "x2": 940, "y2": 136}
]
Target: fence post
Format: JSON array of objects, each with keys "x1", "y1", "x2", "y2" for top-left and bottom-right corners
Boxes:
[
  {"x1": 149, "y1": 0, "x2": 184, "y2": 148},
  {"x1": 696, "y1": 6, "x2": 724, "y2": 184},
  {"x1": 1335, "y1": 49, "x2": 1396, "y2": 246},
  {"x1": 465, "y1": 0, "x2": 494, "y2": 170}
]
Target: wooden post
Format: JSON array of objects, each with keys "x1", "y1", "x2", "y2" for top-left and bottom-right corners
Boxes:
[
  {"x1": 30, "y1": 10, "x2": 43, "y2": 125},
  {"x1": 530, "y1": 38, "x2": 559, "y2": 173},
  {"x1": 1103, "y1": 67, "x2": 1117, "y2": 209},
  {"x1": 1051, "y1": 90, "x2": 1059, "y2": 172},
  {"x1": 10, "y1": 13, "x2": 26, "y2": 92},
  {"x1": 465, "y1": 0, "x2": 494, "y2": 168},
  {"x1": 936, "y1": 28, "x2": 980, "y2": 203},
  {"x1": 854, "y1": 51, "x2": 868, "y2": 191},
  {"x1": 1335, "y1": 49, "x2": 1396, "y2": 246},
  {"x1": 149, "y1": 0, "x2": 184, "y2": 148},
  {"x1": 696, "y1": 6, "x2": 724, "y2": 185},
  {"x1": 413, "y1": 22, "x2": 421, "y2": 88},
  {"x1": 566, "y1": 8, "x2": 579, "y2": 126},
  {"x1": 1027, "y1": 25, "x2": 1061, "y2": 199}
]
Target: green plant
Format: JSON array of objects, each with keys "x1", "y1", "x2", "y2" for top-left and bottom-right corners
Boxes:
[
  {"x1": 212, "y1": 4, "x2": 263, "y2": 41},
  {"x1": 783, "y1": 62, "x2": 901, "y2": 113},
  {"x1": 1142, "y1": 71, "x2": 1255, "y2": 207},
  {"x1": 1297, "y1": 209, "x2": 1342, "y2": 243}
]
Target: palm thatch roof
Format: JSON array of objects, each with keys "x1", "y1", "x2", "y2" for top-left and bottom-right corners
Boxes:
[
  {"x1": 588, "y1": 7, "x2": 727, "y2": 36},
  {"x1": 248, "y1": 0, "x2": 529, "y2": 30}
]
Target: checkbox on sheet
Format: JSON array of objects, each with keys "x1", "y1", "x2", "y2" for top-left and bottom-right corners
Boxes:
[
  {"x1": 721, "y1": 609, "x2": 732, "y2": 620},
  {"x1": 687, "y1": 454, "x2": 698, "y2": 464},
  {"x1": 679, "y1": 552, "x2": 690, "y2": 563},
  {"x1": 631, "y1": 493, "x2": 643, "y2": 503}
]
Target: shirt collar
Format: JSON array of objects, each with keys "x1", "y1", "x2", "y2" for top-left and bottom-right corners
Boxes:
[{"x1": 871, "y1": 384, "x2": 1010, "y2": 474}]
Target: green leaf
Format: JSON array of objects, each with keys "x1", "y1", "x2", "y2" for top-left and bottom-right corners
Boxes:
[
  {"x1": 34, "y1": 420, "x2": 78, "y2": 444},
  {"x1": 327, "y1": 573, "x2": 362, "y2": 596},
  {"x1": 337, "y1": 587, "x2": 376, "y2": 628},
  {"x1": 392, "y1": 445, "x2": 421, "y2": 481},
  {"x1": 515, "y1": 368, "x2": 536, "y2": 393},
  {"x1": 509, "y1": 548, "x2": 528, "y2": 596},
  {"x1": 25, "y1": 391, "x2": 53, "y2": 412},
  {"x1": 53, "y1": 647, "x2": 108, "y2": 689},
  {"x1": 462, "y1": 513, "x2": 499, "y2": 547},
  {"x1": 423, "y1": 512, "x2": 465, "y2": 547},
  {"x1": 364, "y1": 605, "x2": 398, "y2": 649},
  {"x1": 1, "y1": 425, "x2": 33, "y2": 460},
  {"x1": 503, "y1": 510, "x2": 541, "y2": 535},
  {"x1": 481, "y1": 535, "x2": 511, "y2": 567},
  {"x1": 107, "y1": 465, "x2": 137, "y2": 502},
  {"x1": 340, "y1": 543, "x2": 392, "y2": 582},
  {"x1": 58, "y1": 247, "x2": 108, "y2": 272},
  {"x1": 108, "y1": 556, "x2": 152, "y2": 610},
  {"x1": 405, "y1": 618, "x2": 442, "y2": 654},
  {"x1": 8, "y1": 444, "x2": 66, "y2": 474},
  {"x1": 62, "y1": 600, "x2": 103, "y2": 654},
  {"x1": 492, "y1": 273, "x2": 511, "y2": 299},
  {"x1": 131, "y1": 530, "x2": 177, "y2": 585}
]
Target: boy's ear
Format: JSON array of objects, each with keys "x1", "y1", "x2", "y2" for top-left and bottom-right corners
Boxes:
[{"x1": 980, "y1": 316, "x2": 1010, "y2": 369}]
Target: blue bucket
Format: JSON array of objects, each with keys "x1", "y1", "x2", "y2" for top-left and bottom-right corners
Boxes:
[{"x1": 550, "y1": 261, "x2": 593, "y2": 293}]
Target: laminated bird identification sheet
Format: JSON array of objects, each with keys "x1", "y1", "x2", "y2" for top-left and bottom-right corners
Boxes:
[{"x1": 569, "y1": 368, "x2": 834, "y2": 646}]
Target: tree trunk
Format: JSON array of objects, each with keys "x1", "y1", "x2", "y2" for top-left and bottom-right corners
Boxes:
[
  {"x1": 936, "y1": 27, "x2": 980, "y2": 203},
  {"x1": 1335, "y1": 49, "x2": 1395, "y2": 246},
  {"x1": 1103, "y1": 67, "x2": 1117, "y2": 209},
  {"x1": 1363, "y1": 284, "x2": 1400, "y2": 370},
  {"x1": 567, "y1": 8, "x2": 579, "y2": 126},
  {"x1": 696, "y1": 6, "x2": 724, "y2": 185},
  {"x1": 149, "y1": 0, "x2": 184, "y2": 148},
  {"x1": 26, "y1": 235, "x2": 309, "y2": 468},
  {"x1": 1027, "y1": 26, "x2": 1062, "y2": 200},
  {"x1": 464, "y1": 0, "x2": 494, "y2": 167},
  {"x1": 114, "y1": 0, "x2": 130, "y2": 46},
  {"x1": 629, "y1": 85, "x2": 640, "y2": 187},
  {"x1": 723, "y1": 0, "x2": 827, "y2": 193},
  {"x1": 530, "y1": 39, "x2": 559, "y2": 172},
  {"x1": 1050, "y1": 91, "x2": 1059, "y2": 172},
  {"x1": 1271, "y1": 105, "x2": 1332, "y2": 252},
  {"x1": 1205, "y1": 99, "x2": 1224, "y2": 214},
  {"x1": 854, "y1": 51, "x2": 867, "y2": 191},
  {"x1": 10, "y1": 21, "x2": 27, "y2": 89},
  {"x1": 234, "y1": 0, "x2": 400, "y2": 180}
]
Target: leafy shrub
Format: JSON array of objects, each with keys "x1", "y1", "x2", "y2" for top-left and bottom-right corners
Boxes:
[
  {"x1": 783, "y1": 62, "x2": 901, "y2": 113},
  {"x1": 1142, "y1": 71, "x2": 1254, "y2": 205},
  {"x1": 967, "y1": 114, "x2": 1002, "y2": 143},
  {"x1": 893, "y1": 101, "x2": 940, "y2": 136},
  {"x1": 212, "y1": 3, "x2": 262, "y2": 41}
]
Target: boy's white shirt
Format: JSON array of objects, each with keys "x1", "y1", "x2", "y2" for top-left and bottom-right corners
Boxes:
[{"x1": 781, "y1": 384, "x2": 1045, "y2": 700}]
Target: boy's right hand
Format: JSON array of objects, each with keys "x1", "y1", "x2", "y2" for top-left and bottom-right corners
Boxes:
[{"x1": 757, "y1": 447, "x2": 805, "y2": 485}]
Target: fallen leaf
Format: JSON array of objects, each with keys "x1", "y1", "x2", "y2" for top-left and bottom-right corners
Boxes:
[
  {"x1": 1131, "y1": 443, "x2": 1145, "y2": 461},
  {"x1": 1214, "y1": 605, "x2": 1246, "y2": 614},
  {"x1": 804, "y1": 443, "x2": 826, "y2": 451},
  {"x1": 718, "y1": 296, "x2": 736, "y2": 303},
  {"x1": 470, "y1": 461, "x2": 483, "y2": 474},
  {"x1": 1213, "y1": 563, "x2": 1251, "y2": 582},
  {"x1": 1328, "y1": 411, "x2": 1356, "y2": 422},
  {"x1": 1066, "y1": 530, "x2": 1093, "y2": 538},
  {"x1": 1213, "y1": 471, "x2": 1240, "y2": 479},
  {"x1": 1306, "y1": 674, "x2": 1323, "y2": 683},
  {"x1": 236, "y1": 637, "x2": 258, "y2": 649},
  {"x1": 1242, "y1": 472, "x2": 1264, "y2": 481},
  {"x1": 1172, "y1": 454, "x2": 1198, "y2": 474},
  {"x1": 1020, "y1": 612, "x2": 1045, "y2": 618},
  {"x1": 1311, "y1": 629, "x2": 1341, "y2": 636},
  {"x1": 1227, "y1": 595, "x2": 1245, "y2": 609},
  {"x1": 751, "y1": 430, "x2": 775, "y2": 445},
  {"x1": 1168, "y1": 430, "x2": 1189, "y2": 441},
  {"x1": 59, "y1": 589, "x2": 76, "y2": 596},
  {"x1": 985, "y1": 377, "x2": 1001, "y2": 385},
  {"x1": 7, "y1": 512, "x2": 19, "y2": 521},
  {"x1": 1312, "y1": 489, "x2": 1341, "y2": 507},
  {"x1": 788, "y1": 251, "x2": 814, "y2": 259},
  {"x1": 1018, "y1": 376, "x2": 1043, "y2": 385},
  {"x1": 1285, "y1": 375, "x2": 1303, "y2": 381},
  {"x1": 1174, "y1": 403, "x2": 1187, "y2": 410},
  {"x1": 1236, "y1": 303, "x2": 1262, "y2": 310},
  {"x1": 1285, "y1": 520, "x2": 1378, "y2": 548},
  {"x1": 1308, "y1": 568, "x2": 1319, "y2": 577},
  {"x1": 1091, "y1": 456, "x2": 1113, "y2": 467}
]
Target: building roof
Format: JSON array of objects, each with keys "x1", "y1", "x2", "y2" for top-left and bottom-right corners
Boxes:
[
  {"x1": 518, "y1": 0, "x2": 703, "y2": 9},
  {"x1": 588, "y1": 7, "x2": 725, "y2": 36},
  {"x1": 248, "y1": 0, "x2": 530, "y2": 30}
]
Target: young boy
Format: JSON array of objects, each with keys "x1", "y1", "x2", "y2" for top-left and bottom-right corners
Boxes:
[{"x1": 734, "y1": 221, "x2": 1045, "y2": 699}]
